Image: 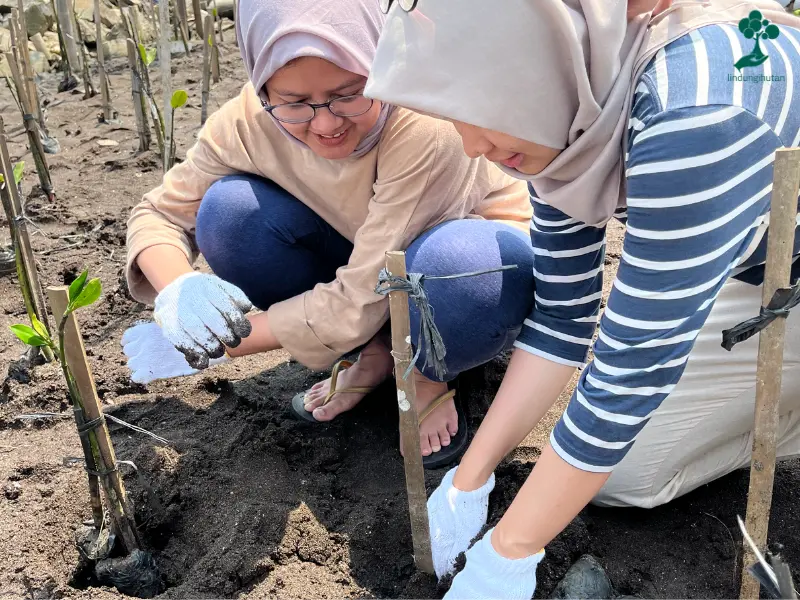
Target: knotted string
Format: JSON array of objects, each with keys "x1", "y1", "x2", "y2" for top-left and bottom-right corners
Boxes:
[
  {"x1": 722, "y1": 279, "x2": 800, "y2": 351},
  {"x1": 375, "y1": 265, "x2": 518, "y2": 380}
]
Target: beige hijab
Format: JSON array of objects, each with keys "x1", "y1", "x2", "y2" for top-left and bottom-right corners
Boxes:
[{"x1": 365, "y1": 0, "x2": 800, "y2": 226}]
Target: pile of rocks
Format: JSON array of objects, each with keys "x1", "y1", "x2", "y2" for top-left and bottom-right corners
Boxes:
[{"x1": 0, "y1": 0, "x2": 233, "y2": 76}]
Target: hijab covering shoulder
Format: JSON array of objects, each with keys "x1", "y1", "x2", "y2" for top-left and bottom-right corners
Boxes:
[
  {"x1": 236, "y1": 0, "x2": 392, "y2": 157},
  {"x1": 365, "y1": 0, "x2": 800, "y2": 225}
]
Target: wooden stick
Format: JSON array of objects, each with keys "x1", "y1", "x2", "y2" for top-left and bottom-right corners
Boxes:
[
  {"x1": 191, "y1": 0, "x2": 203, "y2": 39},
  {"x1": 232, "y1": 0, "x2": 237, "y2": 46},
  {"x1": 0, "y1": 116, "x2": 53, "y2": 347},
  {"x1": 205, "y1": 14, "x2": 218, "y2": 83},
  {"x1": 142, "y1": 0, "x2": 159, "y2": 41},
  {"x1": 48, "y1": 287, "x2": 141, "y2": 553},
  {"x1": 72, "y1": 6, "x2": 96, "y2": 99},
  {"x1": 94, "y1": 0, "x2": 114, "y2": 122},
  {"x1": 385, "y1": 251, "x2": 435, "y2": 576},
  {"x1": 212, "y1": 0, "x2": 222, "y2": 42},
  {"x1": 126, "y1": 38, "x2": 150, "y2": 152},
  {"x1": 173, "y1": 0, "x2": 190, "y2": 53},
  {"x1": 159, "y1": 0, "x2": 172, "y2": 172},
  {"x1": 4, "y1": 53, "x2": 55, "y2": 202},
  {"x1": 54, "y1": 0, "x2": 82, "y2": 76},
  {"x1": 200, "y1": 16, "x2": 210, "y2": 126},
  {"x1": 739, "y1": 147, "x2": 800, "y2": 599},
  {"x1": 13, "y1": 4, "x2": 40, "y2": 126}
]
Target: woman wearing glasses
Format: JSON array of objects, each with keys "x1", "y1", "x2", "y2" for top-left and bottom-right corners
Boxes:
[
  {"x1": 121, "y1": 0, "x2": 534, "y2": 467},
  {"x1": 366, "y1": 0, "x2": 800, "y2": 597}
]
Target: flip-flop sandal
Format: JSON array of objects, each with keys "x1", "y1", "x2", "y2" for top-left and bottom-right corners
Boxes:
[
  {"x1": 418, "y1": 389, "x2": 468, "y2": 470},
  {"x1": 291, "y1": 359, "x2": 375, "y2": 423}
]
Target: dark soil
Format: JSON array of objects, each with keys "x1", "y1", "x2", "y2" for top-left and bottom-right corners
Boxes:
[{"x1": 1, "y1": 38, "x2": 798, "y2": 600}]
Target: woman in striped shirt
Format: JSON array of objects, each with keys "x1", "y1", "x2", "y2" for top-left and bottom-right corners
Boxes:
[{"x1": 366, "y1": 0, "x2": 800, "y2": 597}]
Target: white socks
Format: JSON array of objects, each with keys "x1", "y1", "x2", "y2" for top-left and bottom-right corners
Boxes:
[
  {"x1": 428, "y1": 466, "x2": 495, "y2": 579},
  {"x1": 444, "y1": 528, "x2": 545, "y2": 600}
]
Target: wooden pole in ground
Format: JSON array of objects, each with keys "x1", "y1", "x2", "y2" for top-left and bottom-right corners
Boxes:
[
  {"x1": 739, "y1": 147, "x2": 800, "y2": 599},
  {"x1": 54, "y1": 0, "x2": 82, "y2": 76},
  {"x1": 0, "y1": 116, "x2": 54, "y2": 354},
  {"x1": 204, "y1": 14, "x2": 218, "y2": 83},
  {"x1": 4, "y1": 53, "x2": 55, "y2": 202},
  {"x1": 385, "y1": 251, "x2": 435, "y2": 576},
  {"x1": 126, "y1": 38, "x2": 151, "y2": 152},
  {"x1": 172, "y1": 0, "x2": 190, "y2": 53},
  {"x1": 13, "y1": 4, "x2": 41, "y2": 126},
  {"x1": 48, "y1": 287, "x2": 141, "y2": 553},
  {"x1": 191, "y1": 0, "x2": 203, "y2": 39},
  {"x1": 212, "y1": 0, "x2": 222, "y2": 42},
  {"x1": 72, "y1": 5, "x2": 96, "y2": 99},
  {"x1": 175, "y1": 0, "x2": 188, "y2": 38},
  {"x1": 159, "y1": 0, "x2": 173, "y2": 172},
  {"x1": 200, "y1": 16, "x2": 210, "y2": 126},
  {"x1": 94, "y1": 0, "x2": 114, "y2": 122}
]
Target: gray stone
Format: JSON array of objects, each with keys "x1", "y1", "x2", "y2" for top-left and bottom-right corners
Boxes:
[
  {"x1": 28, "y1": 49, "x2": 48, "y2": 72},
  {"x1": 101, "y1": 37, "x2": 126, "y2": 59},
  {"x1": 24, "y1": 1, "x2": 55, "y2": 37},
  {"x1": 41, "y1": 30, "x2": 60, "y2": 55},
  {"x1": 213, "y1": 0, "x2": 233, "y2": 18},
  {"x1": 0, "y1": 25, "x2": 10, "y2": 53},
  {"x1": 77, "y1": 16, "x2": 95, "y2": 43},
  {"x1": 73, "y1": 0, "x2": 93, "y2": 21},
  {"x1": 551, "y1": 555, "x2": 614, "y2": 600},
  {"x1": 97, "y1": 1, "x2": 122, "y2": 28}
]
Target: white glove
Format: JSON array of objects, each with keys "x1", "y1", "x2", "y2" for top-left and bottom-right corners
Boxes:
[
  {"x1": 444, "y1": 528, "x2": 545, "y2": 600},
  {"x1": 428, "y1": 466, "x2": 495, "y2": 579},
  {"x1": 122, "y1": 321, "x2": 229, "y2": 384},
  {"x1": 153, "y1": 272, "x2": 252, "y2": 369}
]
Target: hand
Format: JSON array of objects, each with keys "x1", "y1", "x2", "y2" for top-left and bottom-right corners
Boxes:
[
  {"x1": 153, "y1": 272, "x2": 253, "y2": 368},
  {"x1": 428, "y1": 466, "x2": 495, "y2": 579},
  {"x1": 122, "y1": 321, "x2": 229, "y2": 384},
  {"x1": 444, "y1": 528, "x2": 545, "y2": 600}
]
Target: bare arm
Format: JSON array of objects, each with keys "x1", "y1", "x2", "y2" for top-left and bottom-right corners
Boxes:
[
  {"x1": 137, "y1": 244, "x2": 281, "y2": 357},
  {"x1": 453, "y1": 349, "x2": 574, "y2": 491}
]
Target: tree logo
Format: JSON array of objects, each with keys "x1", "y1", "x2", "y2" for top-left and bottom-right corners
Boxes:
[{"x1": 735, "y1": 10, "x2": 781, "y2": 71}]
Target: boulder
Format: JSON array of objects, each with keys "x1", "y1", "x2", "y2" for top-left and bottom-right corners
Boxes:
[
  {"x1": 24, "y1": 1, "x2": 55, "y2": 37},
  {"x1": 97, "y1": 1, "x2": 122, "y2": 28},
  {"x1": 0, "y1": 0, "x2": 15, "y2": 16},
  {"x1": 0, "y1": 25, "x2": 10, "y2": 53},
  {"x1": 101, "y1": 37, "x2": 126, "y2": 59},
  {"x1": 73, "y1": 0, "x2": 94, "y2": 21},
  {"x1": 214, "y1": 0, "x2": 233, "y2": 18},
  {"x1": 28, "y1": 49, "x2": 48, "y2": 72},
  {"x1": 77, "y1": 16, "x2": 96, "y2": 43},
  {"x1": 0, "y1": 54, "x2": 10, "y2": 78},
  {"x1": 41, "y1": 30, "x2": 61, "y2": 55}
]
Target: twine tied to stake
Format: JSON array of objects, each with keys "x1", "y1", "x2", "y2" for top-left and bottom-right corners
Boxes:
[
  {"x1": 375, "y1": 264, "x2": 518, "y2": 380},
  {"x1": 722, "y1": 279, "x2": 800, "y2": 351}
]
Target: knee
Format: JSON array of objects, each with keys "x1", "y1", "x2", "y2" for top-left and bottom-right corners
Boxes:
[{"x1": 196, "y1": 175, "x2": 258, "y2": 253}]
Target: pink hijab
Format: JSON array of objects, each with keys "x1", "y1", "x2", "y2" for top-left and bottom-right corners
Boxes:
[{"x1": 235, "y1": 0, "x2": 393, "y2": 158}]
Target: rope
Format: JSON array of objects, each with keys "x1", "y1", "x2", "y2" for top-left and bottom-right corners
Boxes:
[
  {"x1": 375, "y1": 264, "x2": 518, "y2": 380},
  {"x1": 722, "y1": 279, "x2": 800, "y2": 350}
]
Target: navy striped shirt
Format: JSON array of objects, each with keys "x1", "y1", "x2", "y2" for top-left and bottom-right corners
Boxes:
[{"x1": 515, "y1": 23, "x2": 800, "y2": 472}]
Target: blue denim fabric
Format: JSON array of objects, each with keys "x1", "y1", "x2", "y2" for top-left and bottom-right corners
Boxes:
[{"x1": 196, "y1": 174, "x2": 534, "y2": 380}]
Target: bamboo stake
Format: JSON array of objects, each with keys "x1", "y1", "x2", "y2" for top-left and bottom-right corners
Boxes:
[
  {"x1": 4, "y1": 53, "x2": 55, "y2": 202},
  {"x1": 200, "y1": 15, "x2": 210, "y2": 126},
  {"x1": 142, "y1": 0, "x2": 159, "y2": 41},
  {"x1": 126, "y1": 38, "x2": 151, "y2": 152},
  {"x1": 385, "y1": 251, "x2": 435, "y2": 576},
  {"x1": 48, "y1": 287, "x2": 141, "y2": 553},
  {"x1": 204, "y1": 14, "x2": 218, "y2": 83},
  {"x1": 55, "y1": 0, "x2": 82, "y2": 75},
  {"x1": 212, "y1": 0, "x2": 222, "y2": 42},
  {"x1": 13, "y1": 4, "x2": 40, "y2": 123},
  {"x1": 159, "y1": 0, "x2": 173, "y2": 171},
  {"x1": 175, "y1": 0, "x2": 188, "y2": 38},
  {"x1": 232, "y1": 0, "x2": 237, "y2": 46},
  {"x1": 191, "y1": 0, "x2": 203, "y2": 39},
  {"x1": 172, "y1": 0, "x2": 190, "y2": 55},
  {"x1": 72, "y1": 8, "x2": 96, "y2": 99},
  {"x1": 94, "y1": 0, "x2": 115, "y2": 122},
  {"x1": 0, "y1": 116, "x2": 54, "y2": 361},
  {"x1": 739, "y1": 148, "x2": 800, "y2": 599}
]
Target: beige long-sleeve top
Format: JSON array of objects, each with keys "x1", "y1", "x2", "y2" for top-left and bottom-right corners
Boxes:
[{"x1": 127, "y1": 83, "x2": 531, "y2": 370}]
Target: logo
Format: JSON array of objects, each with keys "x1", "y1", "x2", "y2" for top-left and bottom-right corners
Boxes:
[{"x1": 734, "y1": 10, "x2": 781, "y2": 71}]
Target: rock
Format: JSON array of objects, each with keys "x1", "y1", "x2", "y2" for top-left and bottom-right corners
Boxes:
[
  {"x1": 0, "y1": 26, "x2": 10, "y2": 53},
  {"x1": 0, "y1": 55, "x2": 10, "y2": 78},
  {"x1": 0, "y1": 0, "x2": 16, "y2": 15},
  {"x1": 77, "y1": 17, "x2": 96, "y2": 43},
  {"x1": 214, "y1": 0, "x2": 233, "y2": 18},
  {"x1": 3, "y1": 482, "x2": 22, "y2": 500},
  {"x1": 41, "y1": 30, "x2": 61, "y2": 56},
  {"x1": 101, "y1": 37, "x2": 127, "y2": 59},
  {"x1": 73, "y1": 0, "x2": 93, "y2": 20},
  {"x1": 550, "y1": 555, "x2": 614, "y2": 600},
  {"x1": 106, "y1": 21, "x2": 127, "y2": 40},
  {"x1": 24, "y1": 1, "x2": 55, "y2": 37},
  {"x1": 28, "y1": 49, "x2": 48, "y2": 73},
  {"x1": 97, "y1": 1, "x2": 122, "y2": 28}
]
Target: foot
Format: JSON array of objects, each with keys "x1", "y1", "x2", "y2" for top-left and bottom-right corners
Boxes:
[
  {"x1": 303, "y1": 337, "x2": 394, "y2": 421},
  {"x1": 401, "y1": 369, "x2": 459, "y2": 458}
]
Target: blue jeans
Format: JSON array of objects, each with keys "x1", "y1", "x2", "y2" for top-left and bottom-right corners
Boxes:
[{"x1": 196, "y1": 175, "x2": 535, "y2": 381}]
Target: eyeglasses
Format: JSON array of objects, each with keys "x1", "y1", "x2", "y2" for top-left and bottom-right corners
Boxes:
[
  {"x1": 261, "y1": 94, "x2": 375, "y2": 124},
  {"x1": 379, "y1": 0, "x2": 418, "y2": 14}
]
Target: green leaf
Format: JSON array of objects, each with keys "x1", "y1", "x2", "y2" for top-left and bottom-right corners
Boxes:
[
  {"x1": 138, "y1": 43, "x2": 157, "y2": 66},
  {"x1": 71, "y1": 278, "x2": 102, "y2": 310},
  {"x1": 171, "y1": 89, "x2": 188, "y2": 110},
  {"x1": 212, "y1": 7, "x2": 217, "y2": 16},
  {"x1": 9, "y1": 324, "x2": 47, "y2": 347},
  {"x1": 31, "y1": 314, "x2": 50, "y2": 341},
  {"x1": 739, "y1": 17, "x2": 750, "y2": 33},
  {"x1": 68, "y1": 270, "x2": 89, "y2": 304},
  {"x1": 749, "y1": 10, "x2": 762, "y2": 21},
  {"x1": 765, "y1": 24, "x2": 780, "y2": 40},
  {"x1": 12, "y1": 161, "x2": 24, "y2": 186}
]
